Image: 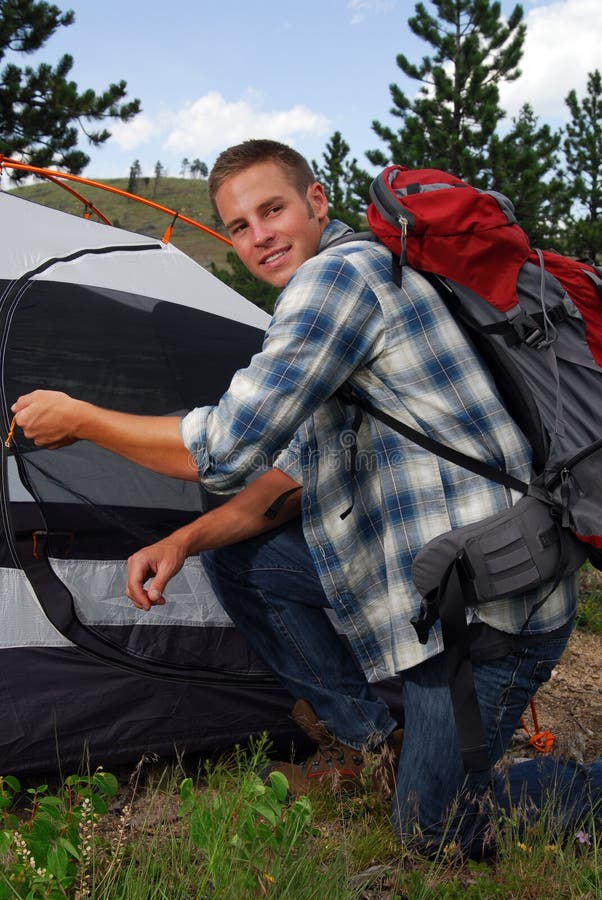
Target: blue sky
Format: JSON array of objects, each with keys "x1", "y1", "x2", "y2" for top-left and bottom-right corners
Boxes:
[{"x1": 9, "y1": 0, "x2": 602, "y2": 180}]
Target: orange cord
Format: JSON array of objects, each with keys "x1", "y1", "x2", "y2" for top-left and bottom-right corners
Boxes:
[
  {"x1": 4, "y1": 415, "x2": 16, "y2": 448},
  {"x1": 520, "y1": 698, "x2": 555, "y2": 753}
]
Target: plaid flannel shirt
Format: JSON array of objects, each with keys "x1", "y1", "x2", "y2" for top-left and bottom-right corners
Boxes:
[{"x1": 181, "y1": 221, "x2": 576, "y2": 682}]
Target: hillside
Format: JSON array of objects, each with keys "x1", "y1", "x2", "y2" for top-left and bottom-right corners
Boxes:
[{"x1": 8, "y1": 176, "x2": 233, "y2": 273}]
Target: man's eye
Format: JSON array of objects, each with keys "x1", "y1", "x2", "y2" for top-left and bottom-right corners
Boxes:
[
  {"x1": 267, "y1": 205, "x2": 282, "y2": 216},
  {"x1": 232, "y1": 223, "x2": 247, "y2": 235}
]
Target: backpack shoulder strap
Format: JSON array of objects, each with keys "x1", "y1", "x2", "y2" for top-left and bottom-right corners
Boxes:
[{"x1": 337, "y1": 384, "x2": 529, "y2": 495}]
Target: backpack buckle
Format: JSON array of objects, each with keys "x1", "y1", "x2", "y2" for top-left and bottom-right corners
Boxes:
[{"x1": 506, "y1": 308, "x2": 550, "y2": 349}]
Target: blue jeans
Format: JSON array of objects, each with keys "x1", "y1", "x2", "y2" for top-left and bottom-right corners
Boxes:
[
  {"x1": 203, "y1": 519, "x2": 396, "y2": 748},
  {"x1": 394, "y1": 611, "x2": 601, "y2": 855},
  {"x1": 203, "y1": 520, "x2": 601, "y2": 856}
]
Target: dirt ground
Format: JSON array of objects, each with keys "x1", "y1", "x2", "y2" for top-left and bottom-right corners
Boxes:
[{"x1": 515, "y1": 627, "x2": 602, "y2": 764}]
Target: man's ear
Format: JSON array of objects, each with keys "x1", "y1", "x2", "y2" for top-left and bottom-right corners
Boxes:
[{"x1": 307, "y1": 181, "x2": 329, "y2": 221}]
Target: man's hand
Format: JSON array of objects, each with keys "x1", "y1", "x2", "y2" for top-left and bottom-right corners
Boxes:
[
  {"x1": 11, "y1": 390, "x2": 195, "y2": 479},
  {"x1": 12, "y1": 390, "x2": 85, "y2": 449},
  {"x1": 124, "y1": 468, "x2": 302, "y2": 611},
  {"x1": 126, "y1": 538, "x2": 188, "y2": 611}
]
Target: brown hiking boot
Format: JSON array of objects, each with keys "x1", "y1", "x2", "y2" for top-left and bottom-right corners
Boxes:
[{"x1": 264, "y1": 699, "x2": 403, "y2": 797}]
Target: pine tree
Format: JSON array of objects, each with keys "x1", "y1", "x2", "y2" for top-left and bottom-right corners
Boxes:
[
  {"x1": 0, "y1": 0, "x2": 140, "y2": 179},
  {"x1": 488, "y1": 104, "x2": 569, "y2": 248},
  {"x1": 153, "y1": 160, "x2": 165, "y2": 195},
  {"x1": 190, "y1": 158, "x2": 208, "y2": 179},
  {"x1": 368, "y1": 0, "x2": 525, "y2": 184},
  {"x1": 312, "y1": 131, "x2": 369, "y2": 230},
  {"x1": 127, "y1": 159, "x2": 142, "y2": 195},
  {"x1": 563, "y1": 69, "x2": 602, "y2": 261}
]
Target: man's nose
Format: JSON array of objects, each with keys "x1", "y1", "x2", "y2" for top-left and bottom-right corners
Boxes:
[{"x1": 251, "y1": 221, "x2": 275, "y2": 245}]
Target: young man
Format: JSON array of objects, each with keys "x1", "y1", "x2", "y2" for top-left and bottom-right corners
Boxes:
[{"x1": 13, "y1": 140, "x2": 600, "y2": 856}]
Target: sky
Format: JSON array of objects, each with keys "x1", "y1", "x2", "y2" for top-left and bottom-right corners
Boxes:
[{"x1": 7, "y1": 0, "x2": 602, "y2": 181}]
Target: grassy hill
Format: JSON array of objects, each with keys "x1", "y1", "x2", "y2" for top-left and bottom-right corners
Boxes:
[{"x1": 9, "y1": 175, "x2": 233, "y2": 272}]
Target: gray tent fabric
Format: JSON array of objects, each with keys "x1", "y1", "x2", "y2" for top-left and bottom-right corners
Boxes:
[{"x1": 0, "y1": 193, "x2": 404, "y2": 773}]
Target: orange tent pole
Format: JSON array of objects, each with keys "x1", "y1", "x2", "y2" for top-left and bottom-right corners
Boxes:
[{"x1": 0, "y1": 156, "x2": 232, "y2": 247}]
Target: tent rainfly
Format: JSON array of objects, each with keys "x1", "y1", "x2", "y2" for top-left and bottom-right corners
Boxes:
[{"x1": 0, "y1": 189, "x2": 402, "y2": 773}]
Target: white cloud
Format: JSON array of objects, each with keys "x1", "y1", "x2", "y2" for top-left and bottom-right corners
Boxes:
[
  {"x1": 108, "y1": 113, "x2": 156, "y2": 151},
  {"x1": 162, "y1": 91, "x2": 330, "y2": 156},
  {"x1": 499, "y1": 0, "x2": 602, "y2": 123},
  {"x1": 348, "y1": 0, "x2": 394, "y2": 26},
  {"x1": 99, "y1": 91, "x2": 330, "y2": 174}
]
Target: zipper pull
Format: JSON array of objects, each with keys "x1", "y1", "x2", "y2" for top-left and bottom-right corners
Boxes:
[
  {"x1": 398, "y1": 215, "x2": 408, "y2": 267},
  {"x1": 560, "y1": 468, "x2": 571, "y2": 528}
]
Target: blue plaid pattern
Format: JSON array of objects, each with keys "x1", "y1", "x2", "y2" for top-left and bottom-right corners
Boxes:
[{"x1": 181, "y1": 221, "x2": 576, "y2": 682}]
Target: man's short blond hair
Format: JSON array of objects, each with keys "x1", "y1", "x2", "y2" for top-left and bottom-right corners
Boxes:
[{"x1": 208, "y1": 139, "x2": 316, "y2": 216}]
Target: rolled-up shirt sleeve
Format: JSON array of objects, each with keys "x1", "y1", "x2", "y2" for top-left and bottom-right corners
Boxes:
[
  {"x1": 272, "y1": 429, "x2": 304, "y2": 485},
  {"x1": 180, "y1": 248, "x2": 384, "y2": 494}
]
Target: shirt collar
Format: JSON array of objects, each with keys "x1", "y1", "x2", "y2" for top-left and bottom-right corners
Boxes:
[{"x1": 318, "y1": 220, "x2": 355, "y2": 253}]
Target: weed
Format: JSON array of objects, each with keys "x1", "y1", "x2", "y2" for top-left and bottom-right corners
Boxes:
[
  {"x1": 576, "y1": 563, "x2": 602, "y2": 634},
  {"x1": 0, "y1": 769, "x2": 117, "y2": 898},
  {"x1": 178, "y1": 736, "x2": 321, "y2": 896}
]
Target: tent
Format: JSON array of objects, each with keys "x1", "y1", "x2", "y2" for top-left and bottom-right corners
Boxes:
[{"x1": 0, "y1": 183, "x2": 403, "y2": 774}]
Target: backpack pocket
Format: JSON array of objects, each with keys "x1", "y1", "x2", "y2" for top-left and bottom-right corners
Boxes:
[
  {"x1": 412, "y1": 495, "x2": 587, "y2": 606},
  {"x1": 410, "y1": 494, "x2": 587, "y2": 776}
]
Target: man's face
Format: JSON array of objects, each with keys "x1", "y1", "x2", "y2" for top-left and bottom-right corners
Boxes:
[{"x1": 214, "y1": 160, "x2": 329, "y2": 288}]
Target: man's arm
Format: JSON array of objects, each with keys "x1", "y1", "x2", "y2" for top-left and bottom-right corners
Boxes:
[
  {"x1": 11, "y1": 390, "x2": 197, "y2": 481},
  {"x1": 180, "y1": 251, "x2": 384, "y2": 494},
  {"x1": 126, "y1": 467, "x2": 302, "y2": 610}
]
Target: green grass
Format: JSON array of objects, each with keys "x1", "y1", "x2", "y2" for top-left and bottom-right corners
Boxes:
[{"x1": 1, "y1": 740, "x2": 599, "y2": 899}]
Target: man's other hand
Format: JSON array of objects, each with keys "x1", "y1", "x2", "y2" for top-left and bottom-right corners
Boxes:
[{"x1": 126, "y1": 538, "x2": 188, "y2": 611}]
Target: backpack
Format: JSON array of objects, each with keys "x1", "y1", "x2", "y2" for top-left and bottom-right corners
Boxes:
[{"x1": 340, "y1": 165, "x2": 602, "y2": 772}]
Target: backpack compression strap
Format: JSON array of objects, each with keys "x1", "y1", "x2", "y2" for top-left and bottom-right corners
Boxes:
[{"x1": 423, "y1": 555, "x2": 492, "y2": 773}]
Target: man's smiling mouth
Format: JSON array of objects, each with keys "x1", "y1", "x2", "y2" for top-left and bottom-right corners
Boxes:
[{"x1": 263, "y1": 249, "x2": 289, "y2": 265}]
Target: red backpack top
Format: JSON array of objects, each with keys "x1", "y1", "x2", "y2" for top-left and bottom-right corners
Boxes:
[
  {"x1": 343, "y1": 164, "x2": 602, "y2": 556},
  {"x1": 366, "y1": 165, "x2": 602, "y2": 365}
]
